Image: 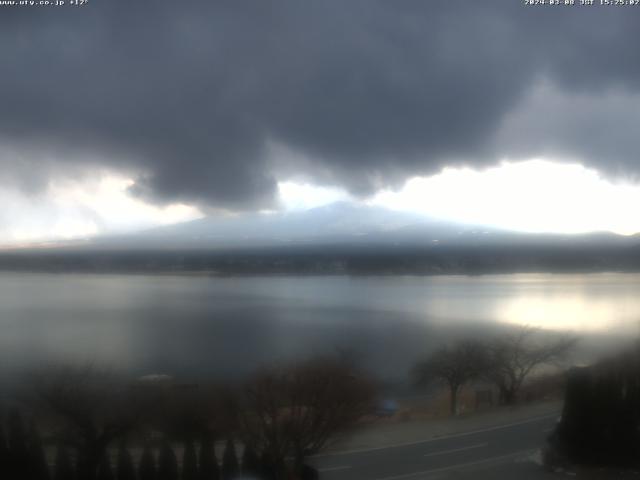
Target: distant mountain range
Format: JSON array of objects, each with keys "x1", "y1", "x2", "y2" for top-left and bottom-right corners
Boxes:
[
  {"x1": 3, "y1": 202, "x2": 640, "y2": 275},
  {"x1": 91, "y1": 201, "x2": 639, "y2": 250}
]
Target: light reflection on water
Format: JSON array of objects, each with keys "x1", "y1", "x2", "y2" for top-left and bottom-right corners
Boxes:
[{"x1": 0, "y1": 272, "x2": 638, "y2": 378}]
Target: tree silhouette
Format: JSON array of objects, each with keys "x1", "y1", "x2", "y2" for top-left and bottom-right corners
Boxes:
[
  {"x1": 240, "y1": 444, "x2": 261, "y2": 478},
  {"x1": 221, "y1": 439, "x2": 239, "y2": 480},
  {"x1": 0, "y1": 423, "x2": 8, "y2": 480},
  {"x1": 182, "y1": 439, "x2": 198, "y2": 480},
  {"x1": 8, "y1": 409, "x2": 30, "y2": 478},
  {"x1": 116, "y1": 443, "x2": 136, "y2": 480},
  {"x1": 37, "y1": 366, "x2": 150, "y2": 480},
  {"x1": 53, "y1": 445, "x2": 75, "y2": 480},
  {"x1": 139, "y1": 444, "x2": 156, "y2": 480},
  {"x1": 259, "y1": 450, "x2": 281, "y2": 480},
  {"x1": 97, "y1": 453, "x2": 114, "y2": 480},
  {"x1": 198, "y1": 434, "x2": 220, "y2": 480},
  {"x1": 413, "y1": 341, "x2": 488, "y2": 415},
  {"x1": 240, "y1": 356, "x2": 375, "y2": 472},
  {"x1": 28, "y1": 420, "x2": 50, "y2": 480},
  {"x1": 299, "y1": 464, "x2": 319, "y2": 480},
  {"x1": 550, "y1": 345, "x2": 640, "y2": 467},
  {"x1": 157, "y1": 441, "x2": 179, "y2": 480},
  {"x1": 485, "y1": 327, "x2": 576, "y2": 405}
]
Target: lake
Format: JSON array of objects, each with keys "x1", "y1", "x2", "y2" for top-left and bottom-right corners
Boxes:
[{"x1": 0, "y1": 272, "x2": 638, "y2": 380}]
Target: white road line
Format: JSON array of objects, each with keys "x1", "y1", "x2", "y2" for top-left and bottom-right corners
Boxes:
[
  {"x1": 423, "y1": 442, "x2": 487, "y2": 458},
  {"x1": 318, "y1": 465, "x2": 352, "y2": 472},
  {"x1": 312, "y1": 413, "x2": 558, "y2": 458},
  {"x1": 372, "y1": 449, "x2": 535, "y2": 480}
]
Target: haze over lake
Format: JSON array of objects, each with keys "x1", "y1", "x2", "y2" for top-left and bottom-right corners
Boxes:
[{"x1": 0, "y1": 272, "x2": 637, "y2": 380}]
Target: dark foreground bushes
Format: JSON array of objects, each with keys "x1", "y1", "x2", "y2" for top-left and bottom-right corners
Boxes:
[
  {"x1": 0, "y1": 413, "x2": 320, "y2": 480},
  {"x1": 546, "y1": 345, "x2": 640, "y2": 468},
  {"x1": 0, "y1": 355, "x2": 374, "y2": 479}
]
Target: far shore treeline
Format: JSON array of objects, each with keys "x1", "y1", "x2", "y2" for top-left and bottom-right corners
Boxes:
[{"x1": 2, "y1": 241, "x2": 640, "y2": 276}]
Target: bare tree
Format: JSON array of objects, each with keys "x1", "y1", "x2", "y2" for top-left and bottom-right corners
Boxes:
[
  {"x1": 239, "y1": 356, "x2": 375, "y2": 477},
  {"x1": 413, "y1": 340, "x2": 488, "y2": 416},
  {"x1": 153, "y1": 382, "x2": 235, "y2": 442},
  {"x1": 485, "y1": 327, "x2": 577, "y2": 405},
  {"x1": 34, "y1": 365, "x2": 154, "y2": 480}
]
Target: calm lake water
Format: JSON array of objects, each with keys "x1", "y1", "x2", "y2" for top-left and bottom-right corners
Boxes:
[{"x1": 0, "y1": 272, "x2": 638, "y2": 379}]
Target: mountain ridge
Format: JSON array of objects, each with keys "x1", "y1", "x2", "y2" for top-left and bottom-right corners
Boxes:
[{"x1": 90, "y1": 201, "x2": 638, "y2": 250}]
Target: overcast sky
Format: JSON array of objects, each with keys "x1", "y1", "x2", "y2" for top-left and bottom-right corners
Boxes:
[{"x1": 3, "y1": 0, "x2": 640, "y2": 244}]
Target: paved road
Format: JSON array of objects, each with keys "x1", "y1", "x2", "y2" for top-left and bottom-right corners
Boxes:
[{"x1": 310, "y1": 414, "x2": 558, "y2": 480}]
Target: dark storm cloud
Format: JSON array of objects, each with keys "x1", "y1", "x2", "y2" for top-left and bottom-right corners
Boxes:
[{"x1": 2, "y1": 0, "x2": 640, "y2": 208}]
